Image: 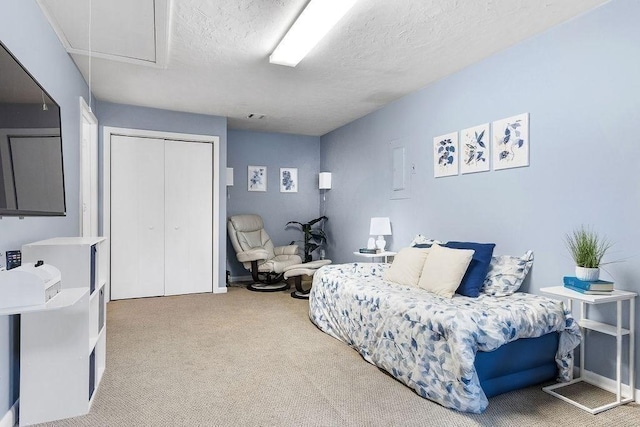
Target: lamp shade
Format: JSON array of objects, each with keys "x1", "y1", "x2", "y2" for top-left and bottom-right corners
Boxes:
[
  {"x1": 319, "y1": 172, "x2": 332, "y2": 189},
  {"x1": 369, "y1": 217, "x2": 391, "y2": 236},
  {"x1": 226, "y1": 167, "x2": 234, "y2": 186}
]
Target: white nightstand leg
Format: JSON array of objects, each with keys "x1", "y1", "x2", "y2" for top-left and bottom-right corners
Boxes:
[
  {"x1": 630, "y1": 300, "x2": 636, "y2": 401},
  {"x1": 616, "y1": 300, "x2": 622, "y2": 402},
  {"x1": 580, "y1": 301, "x2": 585, "y2": 379}
]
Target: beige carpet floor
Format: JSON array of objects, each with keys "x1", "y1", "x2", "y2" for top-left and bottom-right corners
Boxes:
[{"x1": 37, "y1": 287, "x2": 639, "y2": 426}]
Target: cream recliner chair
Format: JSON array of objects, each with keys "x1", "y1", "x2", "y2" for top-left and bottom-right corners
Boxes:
[{"x1": 228, "y1": 214, "x2": 302, "y2": 291}]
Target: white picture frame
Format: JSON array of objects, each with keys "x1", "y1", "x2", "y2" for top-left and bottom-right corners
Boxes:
[
  {"x1": 248, "y1": 165, "x2": 267, "y2": 191},
  {"x1": 492, "y1": 113, "x2": 530, "y2": 170},
  {"x1": 460, "y1": 123, "x2": 490, "y2": 174},
  {"x1": 280, "y1": 167, "x2": 298, "y2": 193},
  {"x1": 433, "y1": 132, "x2": 459, "y2": 178}
]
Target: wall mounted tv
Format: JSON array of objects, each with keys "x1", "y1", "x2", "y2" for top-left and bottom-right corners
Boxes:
[{"x1": 0, "y1": 40, "x2": 65, "y2": 217}]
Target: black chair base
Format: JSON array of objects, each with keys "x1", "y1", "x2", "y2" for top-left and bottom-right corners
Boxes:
[
  {"x1": 247, "y1": 282, "x2": 290, "y2": 292},
  {"x1": 247, "y1": 262, "x2": 290, "y2": 292},
  {"x1": 290, "y1": 276, "x2": 311, "y2": 299},
  {"x1": 290, "y1": 290, "x2": 310, "y2": 299}
]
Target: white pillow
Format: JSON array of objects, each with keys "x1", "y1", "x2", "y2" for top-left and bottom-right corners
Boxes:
[
  {"x1": 383, "y1": 247, "x2": 430, "y2": 287},
  {"x1": 482, "y1": 250, "x2": 534, "y2": 296},
  {"x1": 418, "y1": 244, "x2": 474, "y2": 298}
]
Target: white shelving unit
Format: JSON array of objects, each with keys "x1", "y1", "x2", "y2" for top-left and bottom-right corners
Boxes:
[
  {"x1": 19, "y1": 237, "x2": 107, "y2": 426},
  {"x1": 540, "y1": 286, "x2": 636, "y2": 414},
  {"x1": 353, "y1": 251, "x2": 397, "y2": 263}
]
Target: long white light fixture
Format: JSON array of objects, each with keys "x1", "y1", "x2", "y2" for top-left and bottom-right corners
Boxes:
[{"x1": 269, "y1": 0, "x2": 358, "y2": 67}]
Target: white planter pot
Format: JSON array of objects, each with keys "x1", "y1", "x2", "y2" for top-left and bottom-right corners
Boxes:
[{"x1": 575, "y1": 266, "x2": 600, "y2": 281}]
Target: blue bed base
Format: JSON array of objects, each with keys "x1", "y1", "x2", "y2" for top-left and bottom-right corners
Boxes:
[{"x1": 475, "y1": 332, "x2": 559, "y2": 398}]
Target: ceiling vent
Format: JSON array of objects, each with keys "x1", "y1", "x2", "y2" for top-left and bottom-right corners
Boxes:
[{"x1": 247, "y1": 114, "x2": 266, "y2": 119}]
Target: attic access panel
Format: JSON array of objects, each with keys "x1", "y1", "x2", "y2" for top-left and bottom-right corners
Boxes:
[{"x1": 37, "y1": 0, "x2": 169, "y2": 67}]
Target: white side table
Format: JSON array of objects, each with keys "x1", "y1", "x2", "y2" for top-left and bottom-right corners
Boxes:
[
  {"x1": 353, "y1": 251, "x2": 396, "y2": 263},
  {"x1": 540, "y1": 286, "x2": 636, "y2": 414}
]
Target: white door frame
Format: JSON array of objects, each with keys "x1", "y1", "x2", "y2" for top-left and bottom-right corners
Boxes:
[
  {"x1": 102, "y1": 126, "x2": 224, "y2": 301},
  {"x1": 79, "y1": 97, "x2": 98, "y2": 236}
]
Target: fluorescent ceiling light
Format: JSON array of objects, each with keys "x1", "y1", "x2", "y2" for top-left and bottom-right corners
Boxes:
[{"x1": 269, "y1": 0, "x2": 358, "y2": 67}]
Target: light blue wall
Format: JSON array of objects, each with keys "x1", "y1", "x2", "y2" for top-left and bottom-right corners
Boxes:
[
  {"x1": 227, "y1": 130, "x2": 321, "y2": 278},
  {"x1": 0, "y1": 0, "x2": 91, "y2": 416},
  {"x1": 321, "y1": 0, "x2": 640, "y2": 384},
  {"x1": 95, "y1": 101, "x2": 228, "y2": 287}
]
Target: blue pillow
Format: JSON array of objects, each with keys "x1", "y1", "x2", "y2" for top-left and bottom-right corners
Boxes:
[{"x1": 444, "y1": 241, "x2": 496, "y2": 297}]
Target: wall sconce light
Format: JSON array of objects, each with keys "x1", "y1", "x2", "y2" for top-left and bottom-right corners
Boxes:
[
  {"x1": 319, "y1": 172, "x2": 332, "y2": 190},
  {"x1": 226, "y1": 168, "x2": 234, "y2": 186}
]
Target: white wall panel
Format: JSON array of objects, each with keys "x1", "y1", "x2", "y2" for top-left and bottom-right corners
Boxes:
[
  {"x1": 110, "y1": 136, "x2": 165, "y2": 299},
  {"x1": 164, "y1": 140, "x2": 213, "y2": 295}
]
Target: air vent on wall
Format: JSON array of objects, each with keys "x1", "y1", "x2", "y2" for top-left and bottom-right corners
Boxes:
[{"x1": 247, "y1": 114, "x2": 266, "y2": 119}]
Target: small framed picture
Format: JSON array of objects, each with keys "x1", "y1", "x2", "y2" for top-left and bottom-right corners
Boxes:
[
  {"x1": 460, "y1": 123, "x2": 490, "y2": 174},
  {"x1": 492, "y1": 113, "x2": 530, "y2": 170},
  {"x1": 248, "y1": 165, "x2": 267, "y2": 192},
  {"x1": 280, "y1": 168, "x2": 298, "y2": 193},
  {"x1": 433, "y1": 132, "x2": 459, "y2": 178}
]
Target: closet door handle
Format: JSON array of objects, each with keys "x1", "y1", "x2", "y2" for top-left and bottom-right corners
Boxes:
[
  {"x1": 174, "y1": 226, "x2": 180, "y2": 230},
  {"x1": 148, "y1": 226, "x2": 154, "y2": 230}
]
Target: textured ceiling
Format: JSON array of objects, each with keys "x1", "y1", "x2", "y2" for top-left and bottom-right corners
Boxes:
[{"x1": 39, "y1": 0, "x2": 609, "y2": 136}]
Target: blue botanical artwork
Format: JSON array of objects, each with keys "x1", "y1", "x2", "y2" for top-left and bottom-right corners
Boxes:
[
  {"x1": 280, "y1": 167, "x2": 298, "y2": 193},
  {"x1": 248, "y1": 165, "x2": 267, "y2": 191},
  {"x1": 433, "y1": 132, "x2": 458, "y2": 178},
  {"x1": 460, "y1": 123, "x2": 490, "y2": 174},
  {"x1": 492, "y1": 113, "x2": 530, "y2": 170}
]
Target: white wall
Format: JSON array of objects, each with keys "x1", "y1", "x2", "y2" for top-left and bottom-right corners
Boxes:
[
  {"x1": 320, "y1": 0, "x2": 640, "y2": 385},
  {"x1": 226, "y1": 130, "x2": 321, "y2": 277},
  {"x1": 95, "y1": 101, "x2": 228, "y2": 287}
]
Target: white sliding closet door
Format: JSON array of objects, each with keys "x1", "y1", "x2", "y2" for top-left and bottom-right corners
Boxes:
[
  {"x1": 110, "y1": 136, "x2": 165, "y2": 299},
  {"x1": 110, "y1": 136, "x2": 214, "y2": 300},
  {"x1": 164, "y1": 141, "x2": 213, "y2": 295}
]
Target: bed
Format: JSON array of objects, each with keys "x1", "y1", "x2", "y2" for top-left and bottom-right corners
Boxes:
[{"x1": 309, "y1": 262, "x2": 581, "y2": 413}]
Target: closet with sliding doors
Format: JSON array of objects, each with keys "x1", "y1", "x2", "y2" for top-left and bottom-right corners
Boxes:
[{"x1": 109, "y1": 134, "x2": 214, "y2": 300}]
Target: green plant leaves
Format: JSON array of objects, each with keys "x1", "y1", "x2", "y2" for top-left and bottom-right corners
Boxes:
[
  {"x1": 285, "y1": 216, "x2": 328, "y2": 262},
  {"x1": 564, "y1": 225, "x2": 612, "y2": 268}
]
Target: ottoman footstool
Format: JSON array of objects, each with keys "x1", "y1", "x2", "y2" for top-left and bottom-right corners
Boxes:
[{"x1": 283, "y1": 259, "x2": 332, "y2": 299}]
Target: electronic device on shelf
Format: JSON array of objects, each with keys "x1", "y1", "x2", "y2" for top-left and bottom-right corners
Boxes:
[
  {"x1": 6, "y1": 250, "x2": 21, "y2": 270},
  {"x1": 0, "y1": 261, "x2": 61, "y2": 308}
]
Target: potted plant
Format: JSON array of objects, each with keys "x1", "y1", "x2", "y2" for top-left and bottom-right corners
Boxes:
[
  {"x1": 564, "y1": 225, "x2": 612, "y2": 281},
  {"x1": 286, "y1": 216, "x2": 328, "y2": 262}
]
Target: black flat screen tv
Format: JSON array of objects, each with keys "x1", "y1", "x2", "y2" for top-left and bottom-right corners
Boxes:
[{"x1": 0, "y1": 40, "x2": 66, "y2": 217}]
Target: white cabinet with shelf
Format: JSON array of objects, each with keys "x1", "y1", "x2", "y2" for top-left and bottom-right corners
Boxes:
[
  {"x1": 540, "y1": 286, "x2": 636, "y2": 414},
  {"x1": 353, "y1": 251, "x2": 397, "y2": 263},
  {"x1": 19, "y1": 237, "x2": 107, "y2": 426}
]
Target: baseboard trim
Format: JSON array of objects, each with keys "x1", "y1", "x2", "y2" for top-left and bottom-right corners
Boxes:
[
  {"x1": 213, "y1": 286, "x2": 227, "y2": 294},
  {"x1": 573, "y1": 368, "x2": 639, "y2": 402},
  {"x1": 0, "y1": 400, "x2": 18, "y2": 427}
]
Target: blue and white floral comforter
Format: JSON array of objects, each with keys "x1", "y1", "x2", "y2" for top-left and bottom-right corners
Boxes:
[{"x1": 309, "y1": 263, "x2": 581, "y2": 413}]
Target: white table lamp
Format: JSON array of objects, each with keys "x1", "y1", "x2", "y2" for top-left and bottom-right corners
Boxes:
[{"x1": 369, "y1": 217, "x2": 391, "y2": 251}]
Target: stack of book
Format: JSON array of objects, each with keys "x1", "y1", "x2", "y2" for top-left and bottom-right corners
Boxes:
[
  {"x1": 359, "y1": 248, "x2": 379, "y2": 254},
  {"x1": 563, "y1": 276, "x2": 614, "y2": 294}
]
